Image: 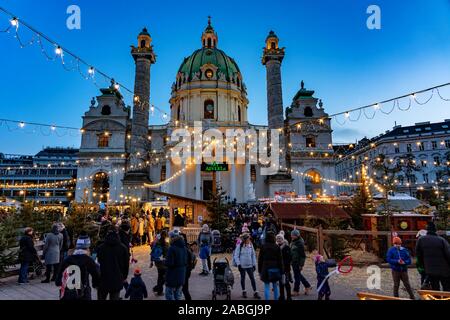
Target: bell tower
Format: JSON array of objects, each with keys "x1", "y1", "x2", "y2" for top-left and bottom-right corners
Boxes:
[{"x1": 123, "y1": 28, "x2": 156, "y2": 200}]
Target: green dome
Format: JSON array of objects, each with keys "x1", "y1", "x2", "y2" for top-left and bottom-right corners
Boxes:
[{"x1": 178, "y1": 47, "x2": 241, "y2": 82}]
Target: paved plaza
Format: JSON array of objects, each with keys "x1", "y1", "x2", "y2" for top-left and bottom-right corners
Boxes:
[{"x1": 0, "y1": 246, "x2": 422, "y2": 300}]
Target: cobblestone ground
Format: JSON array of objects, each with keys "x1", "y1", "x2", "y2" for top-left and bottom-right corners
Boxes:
[{"x1": 0, "y1": 246, "x2": 422, "y2": 300}]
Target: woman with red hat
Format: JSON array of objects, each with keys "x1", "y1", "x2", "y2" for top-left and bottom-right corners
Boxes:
[{"x1": 386, "y1": 236, "x2": 415, "y2": 299}]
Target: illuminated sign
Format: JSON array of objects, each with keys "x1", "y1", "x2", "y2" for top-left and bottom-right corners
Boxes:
[{"x1": 201, "y1": 162, "x2": 228, "y2": 172}]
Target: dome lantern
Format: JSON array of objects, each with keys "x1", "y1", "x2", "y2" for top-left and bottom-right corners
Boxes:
[{"x1": 201, "y1": 16, "x2": 218, "y2": 48}]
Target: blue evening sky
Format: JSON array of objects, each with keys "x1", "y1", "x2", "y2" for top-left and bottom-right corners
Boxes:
[{"x1": 0, "y1": 0, "x2": 449, "y2": 155}]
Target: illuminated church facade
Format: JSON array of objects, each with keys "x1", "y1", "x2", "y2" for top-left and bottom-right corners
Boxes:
[{"x1": 75, "y1": 20, "x2": 337, "y2": 204}]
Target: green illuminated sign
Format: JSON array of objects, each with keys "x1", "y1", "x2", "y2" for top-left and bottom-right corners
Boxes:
[{"x1": 201, "y1": 162, "x2": 228, "y2": 172}]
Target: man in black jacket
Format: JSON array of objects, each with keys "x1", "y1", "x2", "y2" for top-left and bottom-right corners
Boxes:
[
  {"x1": 416, "y1": 222, "x2": 450, "y2": 291},
  {"x1": 96, "y1": 228, "x2": 130, "y2": 300},
  {"x1": 55, "y1": 234, "x2": 100, "y2": 300},
  {"x1": 18, "y1": 227, "x2": 38, "y2": 284}
]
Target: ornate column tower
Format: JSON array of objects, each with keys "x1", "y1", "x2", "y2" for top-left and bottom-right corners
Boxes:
[
  {"x1": 262, "y1": 31, "x2": 292, "y2": 196},
  {"x1": 123, "y1": 28, "x2": 156, "y2": 200}
]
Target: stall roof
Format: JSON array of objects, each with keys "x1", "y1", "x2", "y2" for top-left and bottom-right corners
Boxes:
[
  {"x1": 270, "y1": 202, "x2": 350, "y2": 220},
  {"x1": 152, "y1": 191, "x2": 207, "y2": 204}
]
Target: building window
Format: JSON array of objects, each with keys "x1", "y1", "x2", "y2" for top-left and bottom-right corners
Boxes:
[
  {"x1": 306, "y1": 136, "x2": 316, "y2": 148},
  {"x1": 423, "y1": 173, "x2": 429, "y2": 184},
  {"x1": 432, "y1": 141, "x2": 437, "y2": 150},
  {"x1": 394, "y1": 145, "x2": 400, "y2": 153},
  {"x1": 304, "y1": 107, "x2": 313, "y2": 117},
  {"x1": 97, "y1": 134, "x2": 110, "y2": 148},
  {"x1": 207, "y1": 38, "x2": 212, "y2": 47},
  {"x1": 237, "y1": 106, "x2": 241, "y2": 122},
  {"x1": 177, "y1": 106, "x2": 181, "y2": 121},
  {"x1": 250, "y1": 165, "x2": 256, "y2": 182},
  {"x1": 434, "y1": 156, "x2": 441, "y2": 166},
  {"x1": 418, "y1": 142, "x2": 425, "y2": 151},
  {"x1": 204, "y1": 99, "x2": 214, "y2": 119},
  {"x1": 140, "y1": 39, "x2": 146, "y2": 48},
  {"x1": 101, "y1": 105, "x2": 111, "y2": 115},
  {"x1": 446, "y1": 140, "x2": 450, "y2": 148},
  {"x1": 420, "y1": 160, "x2": 427, "y2": 167},
  {"x1": 161, "y1": 165, "x2": 166, "y2": 181},
  {"x1": 205, "y1": 69, "x2": 214, "y2": 79},
  {"x1": 270, "y1": 42, "x2": 276, "y2": 49},
  {"x1": 406, "y1": 144, "x2": 412, "y2": 153}
]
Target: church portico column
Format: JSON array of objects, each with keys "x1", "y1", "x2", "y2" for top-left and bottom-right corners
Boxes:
[
  {"x1": 244, "y1": 162, "x2": 251, "y2": 202},
  {"x1": 195, "y1": 164, "x2": 201, "y2": 200},
  {"x1": 230, "y1": 164, "x2": 236, "y2": 202}
]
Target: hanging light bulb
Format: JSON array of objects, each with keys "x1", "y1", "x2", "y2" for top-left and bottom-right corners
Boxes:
[
  {"x1": 55, "y1": 46, "x2": 63, "y2": 55},
  {"x1": 114, "y1": 82, "x2": 120, "y2": 90},
  {"x1": 19, "y1": 122, "x2": 25, "y2": 128},
  {"x1": 51, "y1": 125, "x2": 56, "y2": 131},
  {"x1": 344, "y1": 112, "x2": 350, "y2": 118},
  {"x1": 88, "y1": 67, "x2": 95, "y2": 75},
  {"x1": 373, "y1": 103, "x2": 380, "y2": 110},
  {"x1": 162, "y1": 113, "x2": 168, "y2": 120},
  {"x1": 10, "y1": 17, "x2": 18, "y2": 27}
]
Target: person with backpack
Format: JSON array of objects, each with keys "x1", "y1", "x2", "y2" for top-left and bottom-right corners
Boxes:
[
  {"x1": 55, "y1": 234, "x2": 100, "y2": 300},
  {"x1": 96, "y1": 228, "x2": 130, "y2": 300},
  {"x1": 124, "y1": 268, "x2": 148, "y2": 300},
  {"x1": 165, "y1": 229, "x2": 187, "y2": 300},
  {"x1": 181, "y1": 233, "x2": 196, "y2": 301},
  {"x1": 18, "y1": 227, "x2": 38, "y2": 284},
  {"x1": 386, "y1": 236, "x2": 415, "y2": 299},
  {"x1": 151, "y1": 230, "x2": 168, "y2": 296},
  {"x1": 290, "y1": 229, "x2": 312, "y2": 296},
  {"x1": 234, "y1": 233, "x2": 260, "y2": 299}
]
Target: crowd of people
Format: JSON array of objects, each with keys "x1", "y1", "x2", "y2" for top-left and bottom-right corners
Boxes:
[{"x1": 16, "y1": 202, "x2": 450, "y2": 301}]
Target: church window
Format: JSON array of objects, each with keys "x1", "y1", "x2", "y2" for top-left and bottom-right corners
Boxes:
[
  {"x1": 205, "y1": 69, "x2": 214, "y2": 79},
  {"x1": 140, "y1": 39, "x2": 146, "y2": 48},
  {"x1": 204, "y1": 100, "x2": 214, "y2": 119},
  {"x1": 306, "y1": 136, "x2": 316, "y2": 148},
  {"x1": 101, "y1": 105, "x2": 111, "y2": 115},
  {"x1": 238, "y1": 106, "x2": 242, "y2": 122},
  {"x1": 97, "y1": 134, "x2": 110, "y2": 148},
  {"x1": 177, "y1": 106, "x2": 181, "y2": 121},
  {"x1": 304, "y1": 107, "x2": 313, "y2": 117},
  {"x1": 236, "y1": 77, "x2": 240, "y2": 87},
  {"x1": 207, "y1": 38, "x2": 212, "y2": 47},
  {"x1": 270, "y1": 42, "x2": 276, "y2": 49}
]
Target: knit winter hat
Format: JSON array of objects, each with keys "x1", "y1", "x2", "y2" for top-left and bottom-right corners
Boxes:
[
  {"x1": 276, "y1": 233, "x2": 284, "y2": 244},
  {"x1": 241, "y1": 233, "x2": 250, "y2": 241},
  {"x1": 393, "y1": 236, "x2": 402, "y2": 245},
  {"x1": 291, "y1": 229, "x2": 300, "y2": 237},
  {"x1": 169, "y1": 229, "x2": 181, "y2": 238},
  {"x1": 416, "y1": 229, "x2": 427, "y2": 238},
  {"x1": 75, "y1": 235, "x2": 91, "y2": 249},
  {"x1": 134, "y1": 268, "x2": 141, "y2": 276}
]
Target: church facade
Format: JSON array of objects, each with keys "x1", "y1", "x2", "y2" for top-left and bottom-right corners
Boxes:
[{"x1": 75, "y1": 20, "x2": 337, "y2": 204}]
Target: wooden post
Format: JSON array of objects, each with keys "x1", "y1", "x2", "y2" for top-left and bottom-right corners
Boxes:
[{"x1": 318, "y1": 224, "x2": 324, "y2": 255}]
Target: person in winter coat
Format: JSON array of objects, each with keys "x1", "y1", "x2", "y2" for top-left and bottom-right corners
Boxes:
[
  {"x1": 138, "y1": 216, "x2": 145, "y2": 246},
  {"x1": 313, "y1": 254, "x2": 336, "y2": 300},
  {"x1": 290, "y1": 229, "x2": 312, "y2": 295},
  {"x1": 18, "y1": 227, "x2": 38, "y2": 284},
  {"x1": 386, "y1": 237, "x2": 415, "y2": 299},
  {"x1": 199, "y1": 239, "x2": 210, "y2": 275},
  {"x1": 42, "y1": 224, "x2": 63, "y2": 283},
  {"x1": 130, "y1": 214, "x2": 139, "y2": 246},
  {"x1": 415, "y1": 229, "x2": 427, "y2": 285},
  {"x1": 197, "y1": 224, "x2": 213, "y2": 271},
  {"x1": 57, "y1": 222, "x2": 71, "y2": 261},
  {"x1": 165, "y1": 229, "x2": 187, "y2": 300},
  {"x1": 276, "y1": 232, "x2": 292, "y2": 300},
  {"x1": 181, "y1": 233, "x2": 195, "y2": 301},
  {"x1": 234, "y1": 233, "x2": 260, "y2": 299},
  {"x1": 258, "y1": 231, "x2": 283, "y2": 300},
  {"x1": 147, "y1": 214, "x2": 155, "y2": 244},
  {"x1": 416, "y1": 222, "x2": 450, "y2": 291},
  {"x1": 96, "y1": 228, "x2": 130, "y2": 300},
  {"x1": 55, "y1": 234, "x2": 100, "y2": 300},
  {"x1": 125, "y1": 268, "x2": 148, "y2": 300},
  {"x1": 151, "y1": 230, "x2": 169, "y2": 295}
]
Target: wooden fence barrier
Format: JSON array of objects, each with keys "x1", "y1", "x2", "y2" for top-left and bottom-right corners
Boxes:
[
  {"x1": 418, "y1": 290, "x2": 450, "y2": 300},
  {"x1": 357, "y1": 292, "x2": 411, "y2": 300}
]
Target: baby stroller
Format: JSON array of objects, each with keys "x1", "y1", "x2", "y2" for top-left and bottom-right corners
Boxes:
[
  {"x1": 211, "y1": 230, "x2": 223, "y2": 253},
  {"x1": 212, "y1": 258, "x2": 234, "y2": 300}
]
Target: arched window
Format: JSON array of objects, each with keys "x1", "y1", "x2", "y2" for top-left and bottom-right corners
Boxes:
[
  {"x1": 270, "y1": 42, "x2": 276, "y2": 49},
  {"x1": 140, "y1": 39, "x2": 146, "y2": 48},
  {"x1": 204, "y1": 100, "x2": 214, "y2": 119},
  {"x1": 237, "y1": 106, "x2": 241, "y2": 122},
  {"x1": 304, "y1": 170, "x2": 322, "y2": 197},
  {"x1": 92, "y1": 172, "x2": 109, "y2": 204},
  {"x1": 97, "y1": 134, "x2": 110, "y2": 148},
  {"x1": 207, "y1": 38, "x2": 212, "y2": 47},
  {"x1": 177, "y1": 105, "x2": 181, "y2": 121},
  {"x1": 304, "y1": 106, "x2": 313, "y2": 117},
  {"x1": 236, "y1": 77, "x2": 240, "y2": 87},
  {"x1": 306, "y1": 136, "x2": 316, "y2": 148},
  {"x1": 101, "y1": 105, "x2": 111, "y2": 115}
]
